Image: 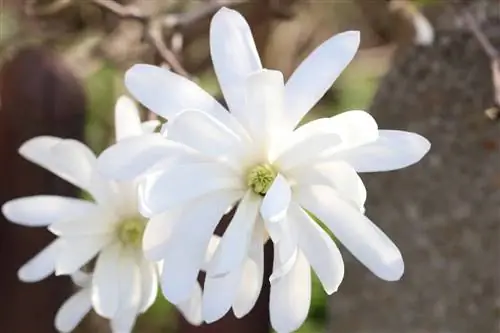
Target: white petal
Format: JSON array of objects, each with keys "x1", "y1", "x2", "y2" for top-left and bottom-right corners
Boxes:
[
  {"x1": 138, "y1": 260, "x2": 158, "y2": 313},
  {"x1": 210, "y1": 7, "x2": 262, "y2": 119},
  {"x1": 115, "y1": 95, "x2": 143, "y2": 141},
  {"x1": 260, "y1": 174, "x2": 291, "y2": 243},
  {"x1": 55, "y1": 235, "x2": 111, "y2": 275},
  {"x1": 55, "y1": 288, "x2": 92, "y2": 333},
  {"x1": 97, "y1": 133, "x2": 195, "y2": 181},
  {"x1": 142, "y1": 209, "x2": 182, "y2": 261},
  {"x1": 176, "y1": 283, "x2": 203, "y2": 326},
  {"x1": 91, "y1": 244, "x2": 121, "y2": 318},
  {"x1": 19, "y1": 136, "x2": 96, "y2": 191},
  {"x1": 289, "y1": 203, "x2": 344, "y2": 294},
  {"x1": 110, "y1": 307, "x2": 138, "y2": 333},
  {"x1": 141, "y1": 120, "x2": 161, "y2": 133},
  {"x1": 332, "y1": 130, "x2": 431, "y2": 172},
  {"x1": 233, "y1": 228, "x2": 265, "y2": 318},
  {"x1": 284, "y1": 31, "x2": 360, "y2": 129},
  {"x1": 160, "y1": 190, "x2": 241, "y2": 304},
  {"x1": 49, "y1": 208, "x2": 115, "y2": 236},
  {"x1": 116, "y1": 252, "x2": 142, "y2": 314},
  {"x1": 166, "y1": 109, "x2": 249, "y2": 166},
  {"x1": 288, "y1": 161, "x2": 366, "y2": 210},
  {"x1": 2, "y1": 196, "x2": 96, "y2": 227},
  {"x1": 296, "y1": 185, "x2": 404, "y2": 281},
  {"x1": 142, "y1": 162, "x2": 243, "y2": 215},
  {"x1": 18, "y1": 239, "x2": 60, "y2": 282},
  {"x1": 70, "y1": 271, "x2": 91, "y2": 288},
  {"x1": 208, "y1": 190, "x2": 260, "y2": 277},
  {"x1": 202, "y1": 235, "x2": 221, "y2": 272},
  {"x1": 125, "y1": 64, "x2": 239, "y2": 129},
  {"x1": 203, "y1": 265, "x2": 241, "y2": 323},
  {"x1": 269, "y1": 250, "x2": 311, "y2": 333},
  {"x1": 242, "y1": 70, "x2": 285, "y2": 151}
]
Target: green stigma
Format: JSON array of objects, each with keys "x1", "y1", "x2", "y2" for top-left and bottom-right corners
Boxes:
[
  {"x1": 117, "y1": 216, "x2": 146, "y2": 248},
  {"x1": 247, "y1": 163, "x2": 277, "y2": 196}
]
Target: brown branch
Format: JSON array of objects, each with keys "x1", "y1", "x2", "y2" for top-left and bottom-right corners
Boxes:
[
  {"x1": 90, "y1": 0, "x2": 147, "y2": 21},
  {"x1": 463, "y1": 11, "x2": 499, "y2": 59}
]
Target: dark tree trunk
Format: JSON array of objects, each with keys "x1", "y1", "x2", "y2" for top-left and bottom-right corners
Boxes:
[
  {"x1": 0, "y1": 47, "x2": 86, "y2": 332},
  {"x1": 328, "y1": 1, "x2": 500, "y2": 333}
]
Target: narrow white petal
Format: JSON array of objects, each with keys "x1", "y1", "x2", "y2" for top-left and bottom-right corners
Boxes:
[
  {"x1": 203, "y1": 265, "x2": 241, "y2": 323},
  {"x1": 289, "y1": 203, "x2": 344, "y2": 294},
  {"x1": 125, "y1": 64, "x2": 238, "y2": 129},
  {"x1": 202, "y1": 235, "x2": 221, "y2": 272},
  {"x1": 167, "y1": 109, "x2": 249, "y2": 166},
  {"x1": 97, "y1": 133, "x2": 195, "y2": 181},
  {"x1": 284, "y1": 31, "x2": 360, "y2": 129},
  {"x1": 269, "y1": 250, "x2": 311, "y2": 333},
  {"x1": 91, "y1": 244, "x2": 121, "y2": 318},
  {"x1": 208, "y1": 190, "x2": 260, "y2": 277},
  {"x1": 233, "y1": 228, "x2": 265, "y2": 318},
  {"x1": 19, "y1": 136, "x2": 96, "y2": 191},
  {"x1": 260, "y1": 174, "x2": 291, "y2": 243},
  {"x1": 141, "y1": 120, "x2": 161, "y2": 133},
  {"x1": 176, "y1": 283, "x2": 203, "y2": 326},
  {"x1": 116, "y1": 251, "x2": 142, "y2": 315},
  {"x1": 49, "y1": 208, "x2": 115, "y2": 236},
  {"x1": 160, "y1": 190, "x2": 241, "y2": 304},
  {"x1": 70, "y1": 271, "x2": 91, "y2": 288},
  {"x1": 243, "y1": 70, "x2": 285, "y2": 149},
  {"x1": 110, "y1": 307, "x2": 138, "y2": 333},
  {"x1": 288, "y1": 161, "x2": 366, "y2": 211},
  {"x1": 210, "y1": 7, "x2": 262, "y2": 119},
  {"x1": 296, "y1": 185, "x2": 404, "y2": 281},
  {"x1": 115, "y1": 95, "x2": 143, "y2": 141},
  {"x1": 142, "y1": 162, "x2": 243, "y2": 215},
  {"x1": 55, "y1": 288, "x2": 92, "y2": 333},
  {"x1": 332, "y1": 130, "x2": 431, "y2": 172},
  {"x1": 138, "y1": 260, "x2": 158, "y2": 313},
  {"x1": 55, "y1": 235, "x2": 111, "y2": 275},
  {"x1": 18, "y1": 239, "x2": 61, "y2": 282},
  {"x1": 2, "y1": 196, "x2": 96, "y2": 227},
  {"x1": 142, "y1": 209, "x2": 182, "y2": 261}
]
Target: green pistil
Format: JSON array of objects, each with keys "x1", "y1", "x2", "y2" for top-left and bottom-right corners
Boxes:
[
  {"x1": 247, "y1": 163, "x2": 277, "y2": 196},
  {"x1": 117, "y1": 217, "x2": 146, "y2": 248}
]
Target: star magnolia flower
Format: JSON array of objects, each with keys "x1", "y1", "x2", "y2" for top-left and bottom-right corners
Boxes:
[
  {"x1": 1, "y1": 96, "x2": 203, "y2": 332},
  {"x1": 97, "y1": 8, "x2": 430, "y2": 333}
]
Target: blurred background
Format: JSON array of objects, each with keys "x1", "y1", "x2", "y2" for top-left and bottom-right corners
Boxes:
[{"x1": 0, "y1": 0, "x2": 499, "y2": 332}]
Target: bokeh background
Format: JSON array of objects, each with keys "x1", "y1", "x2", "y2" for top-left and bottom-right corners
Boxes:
[{"x1": 1, "y1": 0, "x2": 499, "y2": 332}]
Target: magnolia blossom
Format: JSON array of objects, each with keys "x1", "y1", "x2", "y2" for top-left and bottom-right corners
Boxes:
[
  {"x1": 2, "y1": 96, "x2": 202, "y2": 332},
  {"x1": 97, "y1": 8, "x2": 430, "y2": 333}
]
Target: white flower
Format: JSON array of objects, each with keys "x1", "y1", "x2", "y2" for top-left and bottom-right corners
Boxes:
[
  {"x1": 97, "y1": 8, "x2": 431, "y2": 333},
  {"x1": 1, "y1": 96, "x2": 202, "y2": 332}
]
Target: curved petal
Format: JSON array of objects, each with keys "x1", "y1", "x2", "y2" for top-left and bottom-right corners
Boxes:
[
  {"x1": 242, "y1": 70, "x2": 285, "y2": 151},
  {"x1": 269, "y1": 250, "x2": 311, "y2": 333},
  {"x1": 138, "y1": 260, "x2": 158, "y2": 313},
  {"x1": 2, "y1": 196, "x2": 96, "y2": 227},
  {"x1": 115, "y1": 95, "x2": 143, "y2": 141},
  {"x1": 18, "y1": 239, "x2": 61, "y2": 283},
  {"x1": 70, "y1": 271, "x2": 91, "y2": 288},
  {"x1": 160, "y1": 190, "x2": 242, "y2": 304},
  {"x1": 202, "y1": 235, "x2": 221, "y2": 272},
  {"x1": 203, "y1": 265, "x2": 241, "y2": 323},
  {"x1": 332, "y1": 130, "x2": 431, "y2": 172},
  {"x1": 296, "y1": 185, "x2": 404, "y2": 281},
  {"x1": 55, "y1": 288, "x2": 92, "y2": 333},
  {"x1": 142, "y1": 209, "x2": 183, "y2": 261},
  {"x1": 141, "y1": 162, "x2": 243, "y2": 215},
  {"x1": 49, "y1": 208, "x2": 115, "y2": 237},
  {"x1": 125, "y1": 64, "x2": 240, "y2": 130},
  {"x1": 288, "y1": 161, "x2": 366, "y2": 211},
  {"x1": 19, "y1": 136, "x2": 96, "y2": 191},
  {"x1": 97, "y1": 133, "x2": 195, "y2": 181},
  {"x1": 233, "y1": 229, "x2": 264, "y2": 318},
  {"x1": 91, "y1": 244, "x2": 121, "y2": 318},
  {"x1": 260, "y1": 174, "x2": 291, "y2": 243},
  {"x1": 167, "y1": 109, "x2": 249, "y2": 167},
  {"x1": 210, "y1": 7, "x2": 262, "y2": 119},
  {"x1": 289, "y1": 203, "x2": 344, "y2": 294},
  {"x1": 110, "y1": 307, "x2": 138, "y2": 333},
  {"x1": 55, "y1": 235, "x2": 112, "y2": 275},
  {"x1": 207, "y1": 190, "x2": 260, "y2": 277},
  {"x1": 284, "y1": 31, "x2": 360, "y2": 129},
  {"x1": 177, "y1": 283, "x2": 203, "y2": 326}
]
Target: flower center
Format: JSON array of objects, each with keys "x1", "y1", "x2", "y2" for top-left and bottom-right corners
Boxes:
[
  {"x1": 117, "y1": 216, "x2": 146, "y2": 248},
  {"x1": 247, "y1": 163, "x2": 277, "y2": 196}
]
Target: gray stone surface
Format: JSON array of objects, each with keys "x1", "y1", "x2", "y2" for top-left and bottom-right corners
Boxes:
[{"x1": 328, "y1": 2, "x2": 500, "y2": 333}]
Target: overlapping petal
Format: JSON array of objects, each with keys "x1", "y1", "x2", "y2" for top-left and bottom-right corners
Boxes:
[
  {"x1": 55, "y1": 235, "x2": 112, "y2": 275},
  {"x1": 17, "y1": 239, "x2": 61, "y2": 282},
  {"x1": 55, "y1": 288, "x2": 92, "y2": 333},
  {"x1": 114, "y1": 95, "x2": 143, "y2": 141}
]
